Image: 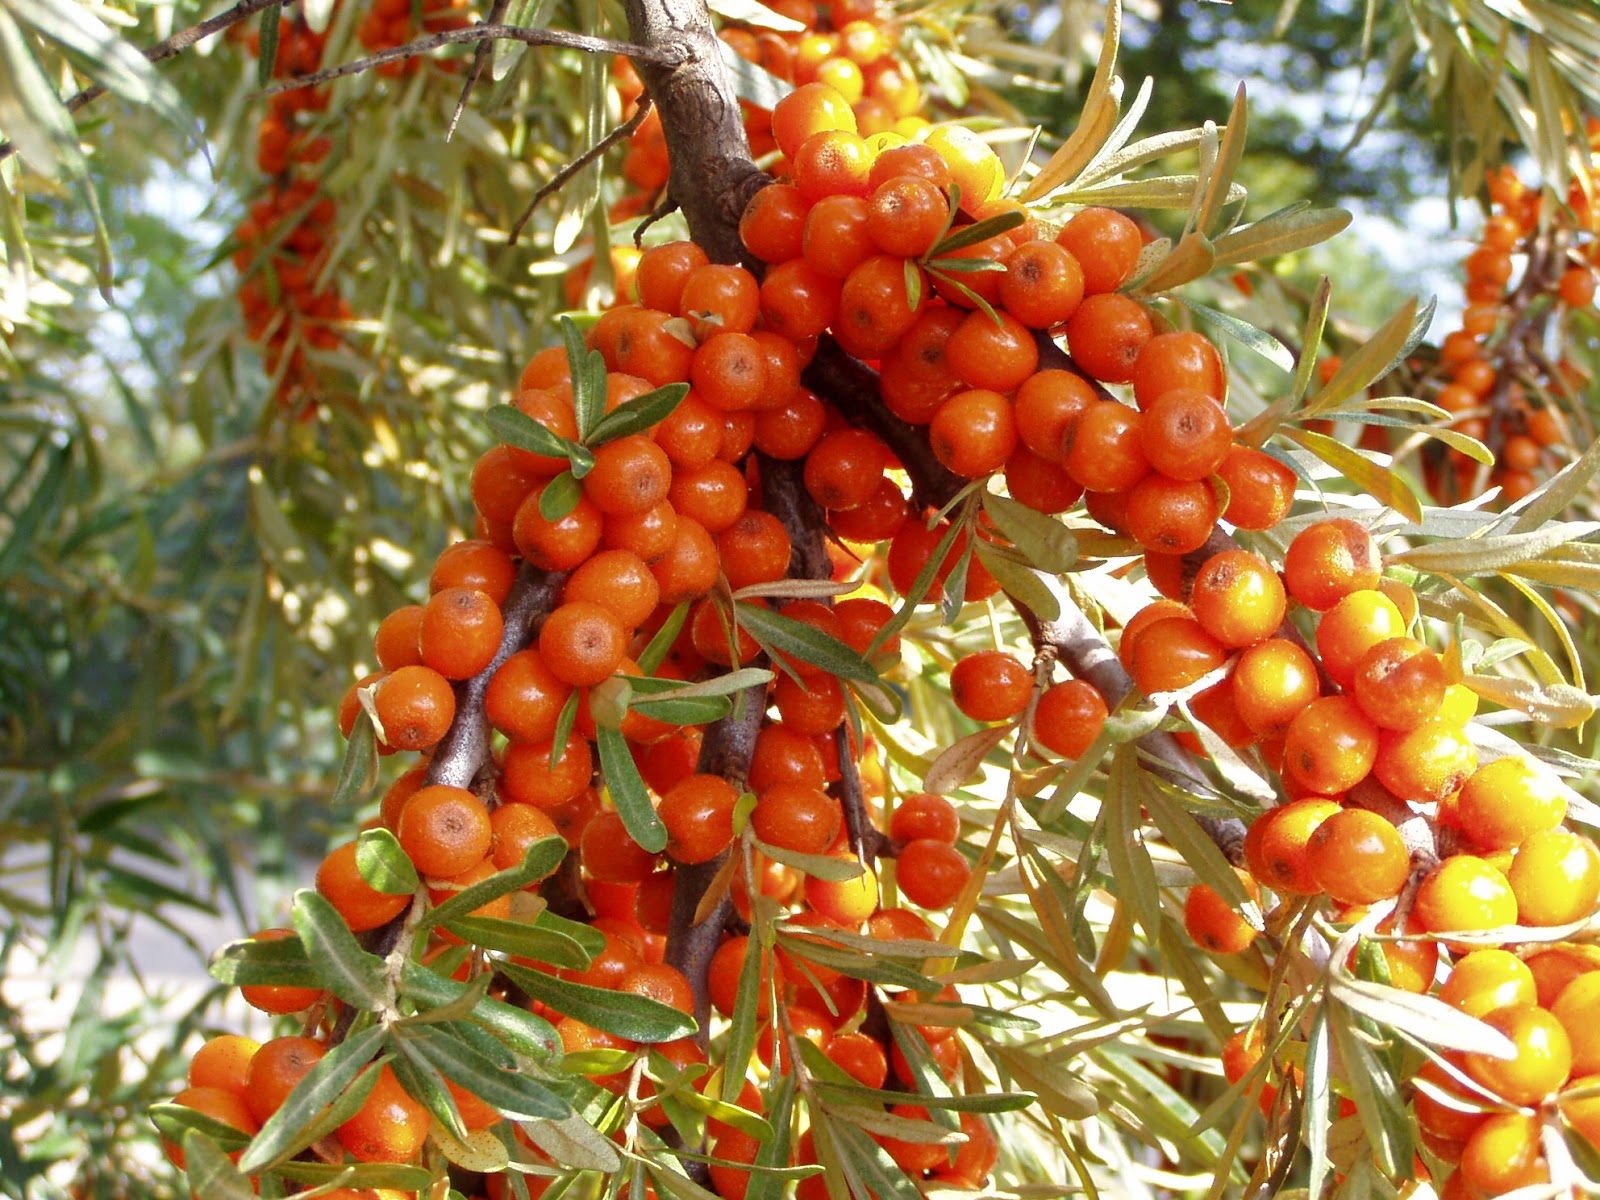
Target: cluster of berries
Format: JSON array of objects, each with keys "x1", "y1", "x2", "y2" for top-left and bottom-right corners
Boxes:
[
  {"x1": 356, "y1": 0, "x2": 477, "y2": 73},
  {"x1": 1424, "y1": 133, "x2": 1598, "y2": 506},
  {"x1": 232, "y1": 13, "x2": 350, "y2": 415}
]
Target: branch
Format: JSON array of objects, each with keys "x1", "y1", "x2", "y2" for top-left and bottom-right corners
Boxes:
[
  {"x1": 509, "y1": 98, "x2": 655, "y2": 246},
  {"x1": 258, "y1": 23, "x2": 686, "y2": 96},
  {"x1": 426, "y1": 564, "x2": 565, "y2": 789},
  {"x1": 0, "y1": 0, "x2": 294, "y2": 165},
  {"x1": 447, "y1": 0, "x2": 512, "y2": 142}
]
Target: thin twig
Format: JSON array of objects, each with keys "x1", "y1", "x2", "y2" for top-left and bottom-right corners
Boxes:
[
  {"x1": 447, "y1": 0, "x2": 511, "y2": 143},
  {"x1": 258, "y1": 23, "x2": 686, "y2": 96},
  {"x1": 0, "y1": 0, "x2": 294, "y2": 165},
  {"x1": 509, "y1": 97, "x2": 655, "y2": 245}
]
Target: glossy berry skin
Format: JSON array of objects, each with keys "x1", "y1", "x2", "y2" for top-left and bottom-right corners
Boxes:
[
  {"x1": 1231, "y1": 638, "x2": 1320, "y2": 735},
  {"x1": 1032, "y1": 679, "x2": 1108, "y2": 758},
  {"x1": 1440, "y1": 948, "x2": 1537, "y2": 1018},
  {"x1": 1372, "y1": 718, "x2": 1476, "y2": 804},
  {"x1": 949, "y1": 650, "x2": 1032, "y2": 722},
  {"x1": 1188, "y1": 550, "x2": 1286, "y2": 649},
  {"x1": 1508, "y1": 829, "x2": 1600, "y2": 926},
  {"x1": 1304, "y1": 807, "x2": 1410, "y2": 904},
  {"x1": 1412, "y1": 855, "x2": 1517, "y2": 938},
  {"x1": 1464, "y1": 1004, "x2": 1572, "y2": 1106},
  {"x1": 896, "y1": 839, "x2": 971, "y2": 910},
  {"x1": 1243, "y1": 797, "x2": 1339, "y2": 895},
  {"x1": 1315, "y1": 589, "x2": 1407, "y2": 690},
  {"x1": 1183, "y1": 869, "x2": 1259, "y2": 955},
  {"x1": 1283, "y1": 518, "x2": 1382, "y2": 611},
  {"x1": 1282, "y1": 696, "x2": 1379, "y2": 797},
  {"x1": 1455, "y1": 756, "x2": 1567, "y2": 851},
  {"x1": 1350, "y1": 637, "x2": 1446, "y2": 731}
]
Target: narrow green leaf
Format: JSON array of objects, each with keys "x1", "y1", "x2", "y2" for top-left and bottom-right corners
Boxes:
[
  {"x1": 987, "y1": 1044, "x2": 1099, "y2": 1120},
  {"x1": 596, "y1": 725, "x2": 668, "y2": 854},
  {"x1": 828, "y1": 1120, "x2": 924, "y2": 1200},
  {"x1": 537, "y1": 470, "x2": 584, "y2": 521},
  {"x1": 1386, "y1": 522, "x2": 1600, "y2": 577},
  {"x1": 736, "y1": 603, "x2": 881, "y2": 686},
  {"x1": 256, "y1": 3, "x2": 282, "y2": 89},
  {"x1": 1302, "y1": 297, "x2": 1420, "y2": 416},
  {"x1": 238, "y1": 1026, "x2": 387, "y2": 1172},
  {"x1": 719, "y1": 38, "x2": 793, "y2": 109},
  {"x1": 1283, "y1": 427, "x2": 1423, "y2": 523},
  {"x1": 926, "y1": 208, "x2": 1023, "y2": 258},
  {"x1": 721, "y1": 936, "x2": 766, "y2": 1103},
  {"x1": 291, "y1": 891, "x2": 389, "y2": 1011},
  {"x1": 638, "y1": 602, "x2": 691, "y2": 673},
  {"x1": 982, "y1": 493, "x2": 1077, "y2": 573},
  {"x1": 815, "y1": 1076, "x2": 1035, "y2": 1113},
  {"x1": 560, "y1": 316, "x2": 606, "y2": 440},
  {"x1": 1181, "y1": 299, "x2": 1295, "y2": 373},
  {"x1": 1329, "y1": 975, "x2": 1516, "y2": 1058},
  {"x1": 400, "y1": 963, "x2": 562, "y2": 1059},
  {"x1": 443, "y1": 916, "x2": 588, "y2": 968},
  {"x1": 1304, "y1": 1003, "x2": 1332, "y2": 1199},
  {"x1": 971, "y1": 540, "x2": 1061, "y2": 621},
  {"x1": 498, "y1": 962, "x2": 696, "y2": 1043},
  {"x1": 630, "y1": 695, "x2": 735, "y2": 725},
  {"x1": 774, "y1": 935, "x2": 940, "y2": 992},
  {"x1": 744, "y1": 1069, "x2": 797, "y2": 1200},
  {"x1": 356, "y1": 827, "x2": 420, "y2": 896},
  {"x1": 1330, "y1": 1012, "x2": 1412, "y2": 1177},
  {"x1": 485, "y1": 404, "x2": 591, "y2": 467},
  {"x1": 752, "y1": 839, "x2": 864, "y2": 880},
  {"x1": 586, "y1": 383, "x2": 691, "y2": 446},
  {"x1": 1103, "y1": 747, "x2": 1162, "y2": 946},
  {"x1": 1212, "y1": 204, "x2": 1352, "y2": 266},
  {"x1": 331, "y1": 714, "x2": 380, "y2": 809},
  {"x1": 208, "y1": 931, "x2": 320, "y2": 989},
  {"x1": 149, "y1": 1105, "x2": 252, "y2": 1153},
  {"x1": 390, "y1": 1037, "x2": 469, "y2": 1142},
  {"x1": 273, "y1": 1163, "x2": 434, "y2": 1191},
  {"x1": 533, "y1": 909, "x2": 605, "y2": 961},
  {"x1": 405, "y1": 1026, "x2": 570, "y2": 1119},
  {"x1": 181, "y1": 1131, "x2": 256, "y2": 1200},
  {"x1": 428, "y1": 837, "x2": 568, "y2": 929}
]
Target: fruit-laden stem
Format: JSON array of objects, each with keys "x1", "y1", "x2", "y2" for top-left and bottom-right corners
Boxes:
[
  {"x1": 427, "y1": 565, "x2": 566, "y2": 790},
  {"x1": 621, "y1": 0, "x2": 769, "y2": 267}
]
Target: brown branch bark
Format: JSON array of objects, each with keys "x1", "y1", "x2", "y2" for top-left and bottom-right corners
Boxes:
[{"x1": 0, "y1": 0, "x2": 294, "y2": 165}]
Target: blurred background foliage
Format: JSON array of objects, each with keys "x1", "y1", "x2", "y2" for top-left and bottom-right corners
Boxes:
[{"x1": 0, "y1": 0, "x2": 1596, "y2": 1195}]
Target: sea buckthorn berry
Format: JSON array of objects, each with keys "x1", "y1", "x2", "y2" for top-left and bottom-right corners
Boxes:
[
  {"x1": 772, "y1": 82, "x2": 859, "y2": 159},
  {"x1": 754, "y1": 387, "x2": 828, "y2": 461},
  {"x1": 163, "y1": 1086, "x2": 259, "y2": 1169},
  {"x1": 806, "y1": 858, "x2": 879, "y2": 925},
  {"x1": 1372, "y1": 719, "x2": 1477, "y2": 804},
  {"x1": 1232, "y1": 638, "x2": 1320, "y2": 735},
  {"x1": 580, "y1": 809, "x2": 658, "y2": 885},
  {"x1": 1465, "y1": 1004, "x2": 1572, "y2": 1106},
  {"x1": 489, "y1": 802, "x2": 561, "y2": 874},
  {"x1": 719, "y1": 511, "x2": 793, "y2": 592},
  {"x1": 1031, "y1": 679, "x2": 1108, "y2": 759},
  {"x1": 1141, "y1": 389, "x2": 1232, "y2": 481},
  {"x1": 637, "y1": 240, "x2": 710, "y2": 312},
  {"x1": 1442, "y1": 948, "x2": 1538, "y2": 1017},
  {"x1": 930, "y1": 388, "x2": 1018, "y2": 479},
  {"x1": 1509, "y1": 829, "x2": 1600, "y2": 927},
  {"x1": 1459, "y1": 1112, "x2": 1549, "y2": 1197},
  {"x1": 1305, "y1": 807, "x2": 1409, "y2": 904},
  {"x1": 1564, "y1": 1073, "x2": 1600, "y2": 1151},
  {"x1": 1189, "y1": 550, "x2": 1286, "y2": 649},
  {"x1": 419, "y1": 586, "x2": 503, "y2": 681},
  {"x1": 243, "y1": 1035, "x2": 328, "y2": 1126},
  {"x1": 1015, "y1": 369, "x2": 1095, "y2": 461},
  {"x1": 336, "y1": 1064, "x2": 431, "y2": 1163},
  {"x1": 373, "y1": 604, "x2": 424, "y2": 671},
  {"x1": 930, "y1": 233, "x2": 1008, "y2": 309},
  {"x1": 316, "y1": 840, "x2": 412, "y2": 932},
  {"x1": 1413, "y1": 855, "x2": 1517, "y2": 937},
  {"x1": 752, "y1": 783, "x2": 841, "y2": 856},
  {"x1": 679, "y1": 263, "x2": 760, "y2": 339},
  {"x1": 945, "y1": 309, "x2": 1040, "y2": 393},
  {"x1": 539, "y1": 601, "x2": 628, "y2": 687},
  {"x1": 1283, "y1": 695, "x2": 1380, "y2": 796},
  {"x1": 1350, "y1": 637, "x2": 1446, "y2": 731},
  {"x1": 749, "y1": 722, "x2": 828, "y2": 792},
  {"x1": 1064, "y1": 293, "x2": 1154, "y2": 384},
  {"x1": 889, "y1": 792, "x2": 960, "y2": 845},
  {"x1": 513, "y1": 486, "x2": 603, "y2": 571},
  {"x1": 431, "y1": 538, "x2": 517, "y2": 603},
  {"x1": 923, "y1": 124, "x2": 1005, "y2": 214},
  {"x1": 826, "y1": 1030, "x2": 889, "y2": 1089},
  {"x1": 740, "y1": 183, "x2": 808, "y2": 265},
  {"x1": 484, "y1": 649, "x2": 572, "y2": 744},
  {"x1": 759, "y1": 258, "x2": 842, "y2": 341},
  {"x1": 794, "y1": 129, "x2": 874, "y2": 203},
  {"x1": 660, "y1": 773, "x2": 739, "y2": 864},
  {"x1": 1124, "y1": 474, "x2": 1218, "y2": 555},
  {"x1": 1056, "y1": 207, "x2": 1143, "y2": 294},
  {"x1": 1062, "y1": 401, "x2": 1150, "y2": 494},
  {"x1": 583, "y1": 435, "x2": 673, "y2": 516},
  {"x1": 834, "y1": 254, "x2": 927, "y2": 358},
  {"x1": 804, "y1": 428, "x2": 888, "y2": 510},
  {"x1": 804, "y1": 194, "x2": 875, "y2": 279},
  {"x1": 1553, "y1": 973, "x2": 1600, "y2": 1076},
  {"x1": 1216, "y1": 446, "x2": 1296, "y2": 530},
  {"x1": 670, "y1": 459, "x2": 748, "y2": 533},
  {"x1": 239, "y1": 929, "x2": 323, "y2": 1015},
  {"x1": 691, "y1": 598, "x2": 760, "y2": 667},
  {"x1": 831, "y1": 475, "x2": 911, "y2": 539},
  {"x1": 1184, "y1": 868, "x2": 1260, "y2": 954},
  {"x1": 1284, "y1": 518, "x2": 1382, "y2": 611},
  {"x1": 372, "y1": 665, "x2": 456, "y2": 751},
  {"x1": 614, "y1": 310, "x2": 696, "y2": 386},
  {"x1": 471, "y1": 445, "x2": 544, "y2": 526},
  {"x1": 865, "y1": 174, "x2": 949, "y2": 257},
  {"x1": 1244, "y1": 797, "x2": 1339, "y2": 895},
  {"x1": 869, "y1": 143, "x2": 951, "y2": 192},
  {"x1": 896, "y1": 839, "x2": 971, "y2": 909},
  {"x1": 501, "y1": 733, "x2": 594, "y2": 809},
  {"x1": 396, "y1": 785, "x2": 492, "y2": 879},
  {"x1": 1456, "y1": 757, "x2": 1567, "y2": 851},
  {"x1": 1315, "y1": 589, "x2": 1407, "y2": 689},
  {"x1": 188, "y1": 1034, "x2": 261, "y2": 1097},
  {"x1": 1005, "y1": 445, "x2": 1082, "y2": 513},
  {"x1": 950, "y1": 650, "x2": 1032, "y2": 722},
  {"x1": 1130, "y1": 616, "x2": 1227, "y2": 697},
  {"x1": 691, "y1": 332, "x2": 768, "y2": 413},
  {"x1": 565, "y1": 549, "x2": 661, "y2": 632},
  {"x1": 998, "y1": 239, "x2": 1084, "y2": 329},
  {"x1": 1131, "y1": 330, "x2": 1225, "y2": 409},
  {"x1": 773, "y1": 672, "x2": 847, "y2": 735}
]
